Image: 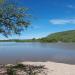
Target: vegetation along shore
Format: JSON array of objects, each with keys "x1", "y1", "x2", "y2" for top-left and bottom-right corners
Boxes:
[{"x1": 1, "y1": 30, "x2": 75, "y2": 43}]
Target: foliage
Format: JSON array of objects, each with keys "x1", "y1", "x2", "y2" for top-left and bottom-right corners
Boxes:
[
  {"x1": 37, "y1": 30, "x2": 75, "y2": 42},
  {"x1": 7, "y1": 67, "x2": 16, "y2": 75},
  {"x1": 0, "y1": 0, "x2": 4, "y2": 3},
  {"x1": 0, "y1": 0, "x2": 30, "y2": 37},
  {"x1": 6, "y1": 63, "x2": 46, "y2": 75}
]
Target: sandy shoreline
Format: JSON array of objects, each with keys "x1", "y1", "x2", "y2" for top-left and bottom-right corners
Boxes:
[{"x1": 21, "y1": 61, "x2": 75, "y2": 75}]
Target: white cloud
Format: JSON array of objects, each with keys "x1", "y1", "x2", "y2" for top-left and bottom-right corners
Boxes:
[
  {"x1": 49, "y1": 19, "x2": 75, "y2": 25},
  {"x1": 67, "y1": 5, "x2": 75, "y2": 9}
]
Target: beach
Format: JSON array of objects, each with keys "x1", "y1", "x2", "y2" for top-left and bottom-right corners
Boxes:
[{"x1": 21, "y1": 61, "x2": 75, "y2": 75}]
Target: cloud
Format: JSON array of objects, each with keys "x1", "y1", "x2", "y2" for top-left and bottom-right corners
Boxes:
[
  {"x1": 49, "y1": 19, "x2": 75, "y2": 25},
  {"x1": 67, "y1": 5, "x2": 75, "y2": 9}
]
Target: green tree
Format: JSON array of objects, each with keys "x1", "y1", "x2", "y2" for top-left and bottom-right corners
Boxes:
[
  {"x1": 0, "y1": 0, "x2": 4, "y2": 3},
  {"x1": 0, "y1": 0, "x2": 30, "y2": 37}
]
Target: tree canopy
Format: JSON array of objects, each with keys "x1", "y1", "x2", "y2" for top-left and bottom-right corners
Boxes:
[
  {"x1": 0, "y1": 0, "x2": 30, "y2": 37},
  {"x1": 0, "y1": 0, "x2": 4, "y2": 3}
]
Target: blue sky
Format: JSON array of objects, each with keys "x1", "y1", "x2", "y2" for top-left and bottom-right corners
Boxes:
[{"x1": 2, "y1": 0, "x2": 75, "y2": 39}]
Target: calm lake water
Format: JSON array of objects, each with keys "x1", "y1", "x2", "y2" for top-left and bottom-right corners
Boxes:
[{"x1": 0, "y1": 42, "x2": 75, "y2": 64}]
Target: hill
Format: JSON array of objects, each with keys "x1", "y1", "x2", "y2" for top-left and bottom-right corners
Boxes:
[{"x1": 38, "y1": 30, "x2": 75, "y2": 42}]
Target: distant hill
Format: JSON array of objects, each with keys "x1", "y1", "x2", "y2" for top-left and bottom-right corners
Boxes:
[{"x1": 38, "y1": 30, "x2": 75, "y2": 42}]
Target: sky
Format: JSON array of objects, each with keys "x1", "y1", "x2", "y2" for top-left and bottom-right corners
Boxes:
[{"x1": 1, "y1": 0, "x2": 75, "y2": 39}]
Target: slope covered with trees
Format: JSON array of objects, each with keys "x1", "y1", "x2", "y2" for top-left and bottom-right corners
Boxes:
[{"x1": 38, "y1": 30, "x2": 75, "y2": 42}]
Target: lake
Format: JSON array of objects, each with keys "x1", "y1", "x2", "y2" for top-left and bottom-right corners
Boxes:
[{"x1": 0, "y1": 42, "x2": 75, "y2": 64}]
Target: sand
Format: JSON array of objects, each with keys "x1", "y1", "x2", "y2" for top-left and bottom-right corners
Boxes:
[{"x1": 21, "y1": 61, "x2": 75, "y2": 75}]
